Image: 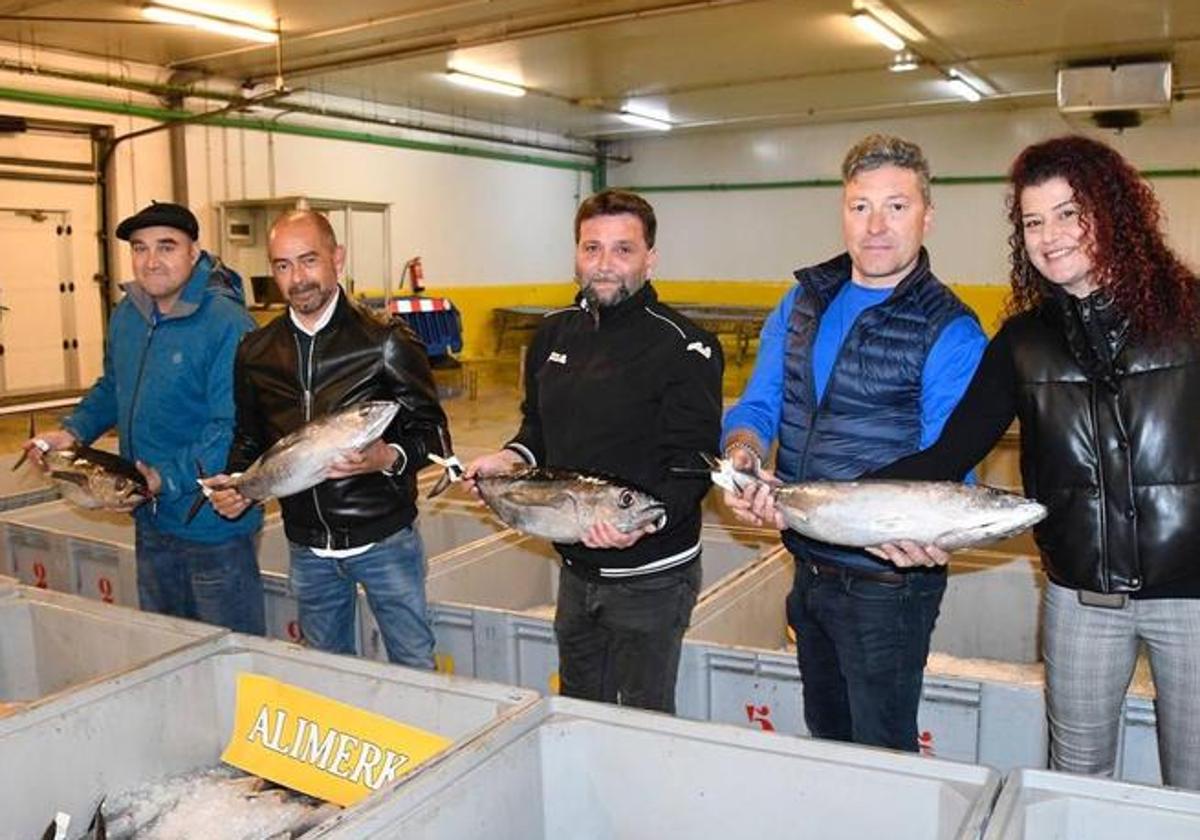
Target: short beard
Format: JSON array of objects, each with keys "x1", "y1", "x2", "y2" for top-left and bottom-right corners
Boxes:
[{"x1": 289, "y1": 282, "x2": 335, "y2": 315}]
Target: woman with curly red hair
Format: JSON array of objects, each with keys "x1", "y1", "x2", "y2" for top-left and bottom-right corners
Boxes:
[{"x1": 870, "y1": 135, "x2": 1200, "y2": 789}]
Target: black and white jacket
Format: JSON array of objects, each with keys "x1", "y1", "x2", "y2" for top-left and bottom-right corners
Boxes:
[{"x1": 508, "y1": 283, "x2": 724, "y2": 579}]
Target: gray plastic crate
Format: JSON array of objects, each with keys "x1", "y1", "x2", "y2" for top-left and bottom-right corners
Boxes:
[
  {"x1": 0, "y1": 452, "x2": 57, "y2": 513},
  {"x1": 0, "y1": 500, "x2": 137, "y2": 605},
  {"x1": 368, "y1": 524, "x2": 782, "y2": 693},
  {"x1": 0, "y1": 633, "x2": 540, "y2": 840},
  {"x1": 682, "y1": 548, "x2": 1049, "y2": 770},
  {"x1": 683, "y1": 548, "x2": 1164, "y2": 779},
  {"x1": 983, "y1": 768, "x2": 1200, "y2": 839},
  {"x1": 313, "y1": 695, "x2": 1000, "y2": 840},
  {"x1": 0, "y1": 582, "x2": 222, "y2": 708}
]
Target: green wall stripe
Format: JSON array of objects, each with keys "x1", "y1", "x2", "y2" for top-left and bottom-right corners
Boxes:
[
  {"x1": 627, "y1": 169, "x2": 1200, "y2": 193},
  {"x1": 0, "y1": 86, "x2": 595, "y2": 174}
]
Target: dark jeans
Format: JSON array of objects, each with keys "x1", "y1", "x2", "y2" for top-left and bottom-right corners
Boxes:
[
  {"x1": 135, "y1": 524, "x2": 266, "y2": 635},
  {"x1": 787, "y1": 559, "x2": 946, "y2": 751},
  {"x1": 554, "y1": 560, "x2": 701, "y2": 714}
]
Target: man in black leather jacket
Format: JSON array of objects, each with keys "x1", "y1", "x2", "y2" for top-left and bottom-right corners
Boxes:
[{"x1": 208, "y1": 210, "x2": 449, "y2": 668}]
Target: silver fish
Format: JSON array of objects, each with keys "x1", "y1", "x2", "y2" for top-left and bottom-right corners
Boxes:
[
  {"x1": 198, "y1": 401, "x2": 399, "y2": 507},
  {"x1": 16, "y1": 445, "x2": 149, "y2": 513},
  {"x1": 709, "y1": 456, "x2": 1046, "y2": 550},
  {"x1": 431, "y1": 458, "x2": 667, "y2": 543}
]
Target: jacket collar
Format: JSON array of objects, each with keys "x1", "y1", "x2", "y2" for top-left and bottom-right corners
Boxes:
[
  {"x1": 286, "y1": 284, "x2": 351, "y2": 337},
  {"x1": 575, "y1": 281, "x2": 657, "y2": 328},
  {"x1": 794, "y1": 247, "x2": 933, "y2": 313},
  {"x1": 1048, "y1": 283, "x2": 1130, "y2": 384}
]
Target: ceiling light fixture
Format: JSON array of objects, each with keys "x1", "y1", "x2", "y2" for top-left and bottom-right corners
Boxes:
[
  {"x1": 890, "y1": 52, "x2": 919, "y2": 72},
  {"x1": 141, "y1": 4, "x2": 278, "y2": 43},
  {"x1": 618, "y1": 109, "x2": 673, "y2": 132},
  {"x1": 446, "y1": 70, "x2": 526, "y2": 98},
  {"x1": 946, "y1": 71, "x2": 983, "y2": 103},
  {"x1": 851, "y1": 11, "x2": 905, "y2": 52}
]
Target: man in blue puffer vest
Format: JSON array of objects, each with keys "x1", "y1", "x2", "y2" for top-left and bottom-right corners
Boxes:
[
  {"x1": 721, "y1": 135, "x2": 987, "y2": 751},
  {"x1": 22, "y1": 202, "x2": 265, "y2": 633}
]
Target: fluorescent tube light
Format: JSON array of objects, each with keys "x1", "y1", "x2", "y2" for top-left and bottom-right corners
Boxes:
[
  {"x1": 141, "y1": 5, "x2": 278, "y2": 43},
  {"x1": 946, "y1": 77, "x2": 982, "y2": 103},
  {"x1": 618, "y1": 110, "x2": 672, "y2": 131},
  {"x1": 890, "y1": 52, "x2": 919, "y2": 73},
  {"x1": 150, "y1": 0, "x2": 275, "y2": 29},
  {"x1": 851, "y1": 11, "x2": 905, "y2": 52},
  {"x1": 446, "y1": 70, "x2": 526, "y2": 98}
]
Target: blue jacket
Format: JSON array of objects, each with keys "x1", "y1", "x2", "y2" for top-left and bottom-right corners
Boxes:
[{"x1": 65, "y1": 251, "x2": 263, "y2": 542}]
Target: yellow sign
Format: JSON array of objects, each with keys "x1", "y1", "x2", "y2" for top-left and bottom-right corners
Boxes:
[{"x1": 221, "y1": 673, "x2": 452, "y2": 807}]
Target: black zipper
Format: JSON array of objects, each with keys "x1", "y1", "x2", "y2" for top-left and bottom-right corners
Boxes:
[{"x1": 294, "y1": 330, "x2": 333, "y2": 549}]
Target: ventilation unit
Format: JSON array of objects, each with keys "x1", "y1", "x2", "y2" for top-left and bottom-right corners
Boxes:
[{"x1": 1057, "y1": 61, "x2": 1172, "y2": 129}]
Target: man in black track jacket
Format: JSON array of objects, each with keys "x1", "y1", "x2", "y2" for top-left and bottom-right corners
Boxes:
[{"x1": 465, "y1": 189, "x2": 724, "y2": 713}]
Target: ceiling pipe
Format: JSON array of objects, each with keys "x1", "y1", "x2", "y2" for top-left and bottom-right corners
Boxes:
[
  {"x1": 169, "y1": 0, "x2": 493, "y2": 68},
  {"x1": 0, "y1": 59, "x2": 613, "y2": 159},
  {"x1": 235, "y1": 0, "x2": 760, "y2": 84}
]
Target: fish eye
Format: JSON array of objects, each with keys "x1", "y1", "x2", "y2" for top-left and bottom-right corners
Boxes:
[
  {"x1": 114, "y1": 478, "x2": 127, "y2": 490},
  {"x1": 618, "y1": 490, "x2": 634, "y2": 509}
]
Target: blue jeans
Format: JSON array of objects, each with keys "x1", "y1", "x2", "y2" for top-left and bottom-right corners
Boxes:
[
  {"x1": 787, "y1": 559, "x2": 946, "y2": 751},
  {"x1": 288, "y1": 525, "x2": 435, "y2": 669},
  {"x1": 135, "y1": 524, "x2": 266, "y2": 635}
]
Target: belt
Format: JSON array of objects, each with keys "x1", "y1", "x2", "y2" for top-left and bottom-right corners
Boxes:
[{"x1": 807, "y1": 561, "x2": 907, "y2": 585}]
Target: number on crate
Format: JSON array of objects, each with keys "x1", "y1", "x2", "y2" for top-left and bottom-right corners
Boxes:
[
  {"x1": 745, "y1": 704, "x2": 776, "y2": 732},
  {"x1": 98, "y1": 577, "x2": 114, "y2": 604},
  {"x1": 918, "y1": 730, "x2": 935, "y2": 757},
  {"x1": 286, "y1": 620, "x2": 304, "y2": 642},
  {"x1": 32, "y1": 561, "x2": 47, "y2": 589}
]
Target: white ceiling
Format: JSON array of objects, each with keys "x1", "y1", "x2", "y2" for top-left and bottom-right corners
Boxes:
[{"x1": 2, "y1": 0, "x2": 1198, "y2": 139}]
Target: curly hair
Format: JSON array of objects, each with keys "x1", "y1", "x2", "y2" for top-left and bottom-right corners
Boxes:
[{"x1": 1005, "y1": 135, "x2": 1200, "y2": 339}]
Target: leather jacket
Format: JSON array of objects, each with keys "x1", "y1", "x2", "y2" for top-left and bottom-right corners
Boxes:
[
  {"x1": 1011, "y1": 289, "x2": 1200, "y2": 593},
  {"x1": 228, "y1": 290, "x2": 449, "y2": 549}
]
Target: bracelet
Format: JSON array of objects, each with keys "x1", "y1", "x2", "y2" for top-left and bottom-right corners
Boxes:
[{"x1": 723, "y1": 440, "x2": 763, "y2": 466}]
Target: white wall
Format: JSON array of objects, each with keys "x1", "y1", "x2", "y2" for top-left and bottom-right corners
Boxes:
[
  {"x1": 184, "y1": 125, "x2": 586, "y2": 290},
  {"x1": 612, "y1": 103, "x2": 1200, "y2": 284}
]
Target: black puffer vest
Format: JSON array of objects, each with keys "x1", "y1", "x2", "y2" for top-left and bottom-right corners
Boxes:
[
  {"x1": 1011, "y1": 290, "x2": 1200, "y2": 592},
  {"x1": 778, "y1": 249, "x2": 975, "y2": 566}
]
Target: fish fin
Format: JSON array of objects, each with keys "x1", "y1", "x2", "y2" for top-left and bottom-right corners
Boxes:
[
  {"x1": 699, "y1": 452, "x2": 722, "y2": 470},
  {"x1": 427, "y1": 453, "x2": 465, "y2": 499},
  {"x1": 185, "y1": 493, "x2": 207, "y2": 524},
  {"x1": 86, "y1": 798, "x2": 106, "y2": 840},
  {"x1": 13, "y1": 415, "x2": 36, "y2": 472}
]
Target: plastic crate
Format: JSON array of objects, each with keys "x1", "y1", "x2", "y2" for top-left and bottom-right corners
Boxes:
[
  {"x1": 0, "y1": 633, "x2": 540, "y2": 840},
  {"x1": 983, "y1": 768, "x2": 1200, "y2": 839},
  {"x1": 0, "y1": 582, "x2": 222, "y2": 707},
  {"x1": 313, "y1": 696, "x2": 1000, "y2": 840}
]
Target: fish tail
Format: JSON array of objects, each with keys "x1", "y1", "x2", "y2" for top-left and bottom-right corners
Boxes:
[
  {"x1": 427, "y1": 453, "x2": 465, "y2": 498},
  {"x1": 12, "y1": 414, "x2": 36, "y2": 472}
]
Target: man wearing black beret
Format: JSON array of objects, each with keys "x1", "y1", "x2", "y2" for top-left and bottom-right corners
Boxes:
[{"x1": 22, "y1": 201, "x2": 266, "y2": 633}]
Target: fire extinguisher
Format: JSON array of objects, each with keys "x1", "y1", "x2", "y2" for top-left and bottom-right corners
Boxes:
[{"x1": 403, "y1": 256, "x2": 425, "y2": 294}]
